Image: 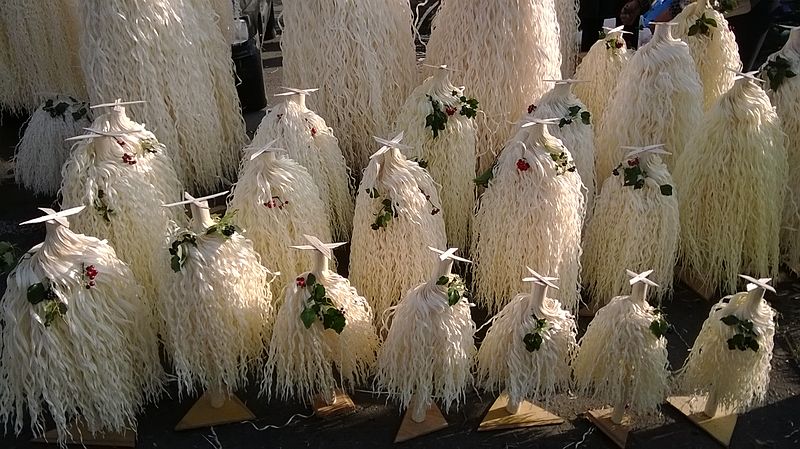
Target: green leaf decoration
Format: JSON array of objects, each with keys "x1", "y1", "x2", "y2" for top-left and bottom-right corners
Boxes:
[
  {"x1": 367, "y1": 188, "x2": 380, "y2": 199},
  {"x1": 168, "y1": 233, "x2": 197, "y2": 272},
  {"x1": 458, "y1": 95, "x2": 479, "y2": 119},
  {"x1": 763, "y1": 56, "x2": 797, "y2": 92},
  {"x1": 660, "y1": 184, "x2": 673, "y2": 196},
  {"x1": 206, "y1": 210, "x2": 239, "y2": 238},
  {"x1": 27, "y1": 282, "x2": 49, "y2": 305},
  {"x1": 437, "y1": 274, "x2": 469, "y2": 307},
  {"x1": 523, "y1": 318, "x2": 548, "y2": 352},
  {"x1": 549, "y1": 151, "x2": 577, "y2": 175},
  {"x1": 371, "y1": 193, "x2": 396, "y2": 231},
  {"x1": 306, "y1": 273, "x2": 317, "y2": 288},
  {"x1": 720, "y1": 315, "x2": 740, "y2": 326},
  {"x1": 425, "y1": 95, "x2": 448, "y2": 138},
  {"x1": 300, "y1": 307, "x2": 317, "y2": 328},
  {"x1": 436, "y1": 276, "x2": 449, "y2": 286},
  {"x1": 93, "y1": 189, "x2": 114, "y2": 222},
  {"x1": 42, "y1": 300, "x2": 68, "y2": 327},
  {"x1": 474, "y1": 164, "x2": 495, "y2": 188},
  {"x1": 322, "y1": 307, "x2": 346, "y2": 334},
  {"x1": 721, "y1": 314, "x2": 760, "y2": 352},
  {"x1": 649, "y1": 315, "x2": 670, "y2": 338},
  {"x1": 580, "y1": 110, "x2": 592, "y2": 125},
  {"x1": 299, "y1": 274, "x2": 347, "y2": 333},
  {"x1": 411, "y1": 157, "x2": 429, "y2": 169}
]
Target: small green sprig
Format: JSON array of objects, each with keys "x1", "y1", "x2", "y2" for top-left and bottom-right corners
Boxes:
[
  {"x1": 371, "y1": 196, "x2": 396, "y2": 231},
  {"x1": 436, "y1": 274, "x2": 469, "y2": 306},
  {"x1": 688, "y1": 13, "x2": 718, "y2": 37},
  {"x1": 27, "y1": 279, "x2": 67, "y2": 327},
  {"x1": 169, "y1": 233, "x2": 197, "y2": 272},
  {"x1": 42, "y1": 97, "x2": 89, "y2": 122},
  {"x1": 763, "y1": 56, "x2": 797, "y2": 92},
  {"x1": 721, "y1": 314, "x2": 760, "y2": 352},
  {"x1": 649, "y1": 312, "x2": 670, "y2": 338},
  {"x1": 612, "y1": 157, "x2": 673, "y2": 195},
  {"x1": 523, "y1": 318, "x2": 548, "y2": 352},
  {"x1": 559, "y1": 105, "x2": 591, "y2": 128},
  {"x1": 93, "y1": 189, "x2": 114, "y2": 222},
  {"x1": 298, "y1": 273, "x2": 346, "y2": 333},
  {"x1": 458, "y1": 95, "x2": 479, "y2": 119},
  {"x1": 425, "y1": 95, "x2": 449, "y2": 138},
  {"x1": 549, "y1": 151, "x2": 577, "y2": 176},
  {"x1": 411, "y1": 157, "x2": 428, "y2": 169},
  {"x1": 206, "y1": 210, "x2": 239, "y2": 238},
  {"x1": 425, "y1": 92, "x2": 480, "y2": 139}
]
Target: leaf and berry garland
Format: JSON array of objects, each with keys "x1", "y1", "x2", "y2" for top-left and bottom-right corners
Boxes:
[
  {"x1": 205, "y1": 210, "x2": 240, "y2": 238},
  {"x1": 93, "y1": 189, "x2": 115, "y2": 222},
  {"x1": 611, "y1": 157, "x2": 673, "y2": 195},
  {"x1": 559, "y1": 105, "x2": 591, "y2": 128},
  {"x1": 523, "y1": 317, "x2": 548, "y2": 352},
  {"x1": 649, "y1": 312, "x2": 670, "y2": 338},
  {"x1": 368, "y1": 187, "x2": 396, "y2": 231},
  {"x1": 169, "y1": 233, "x2": 197, "y2": 272},
  {"x1": 263, "y1": 196, "x2": 288, "y2": 209},
  {"x1": 599, "y1": 31, "x2": 625, "y2": 51},
  {"x1": 139, "y1": 137, "x2": 160, "y2": 154},
  {"x1": 688, "y1": 13, "x2": 718, "y2": 37},
  {"x1": 548, "y1": 151, "x2": 577, "y2": 176},
  {"x1": 297, "y1": 273, "x2": 346, "y2": 333},
  {"x1": 763, "y1": 56, "x2": 797, "y2": 92},
  {"x1": 436, "y1": 274, "x2": 469, "y2": 306},
  {"x1": 42, "y1": 97, "x2": 89, "y2": 122},
  {"x1": 27, "y1": 279, "x2": 68, "y2": 327},
  {"x1": 82, "y1": 264, "x2": 99, "y2": 289},
  {"x1": 420, "y1": 188, "x2": 441, "y2": 216},
  {"x1": 720, "y1": 314, "x2": 760, "y2": 351},
  {"x1": 424, "y1": 91, "x2": 479, "y2": 139}
]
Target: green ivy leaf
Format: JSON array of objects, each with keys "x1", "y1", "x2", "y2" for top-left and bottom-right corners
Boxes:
[
  {"x1": 649, "y1": 317, "x2": 670, "y2": 338},
  {"x1": 448, "y1": 289, "x2": 461, "y2": 306},
  {"x1": 313, "y1": 283, "x2": 325, "y2": 299},
  {"x1": 436, "y1": 276, "x2": 449, "y2": 286},
  {"x1": 748, "y1": 338, "x2": 759, "y2": 352},
  {"x1": 42, "y1": 300, "x2": 68, "y2": 327},
  {"x1": 688, "y1": 24, "x2": 699, "y2": 36},
  {"x1": 660, "y1": 184, "x2": 673, "y2": 196},
  {"x1": 306, "y1": 273, "x2": 317, "y2": 288},
  {"x1": 720, "y1": 315, "x2": 740, "y2": 326},
  {"x1": 322, "y1": 307, "x2": 346, "y2": 334},
  {"x1": 27, "y1": 282, "x2": 48, "y2": 305},
  {"x1": 300, "y1": 307, "x2": 317, "y2": 328},
  {"x1": 580, "y1": 110, "x2": 591, "y2": 125},
  {"x1": 523, "y1": 332, "x2": 543, "y2": 352}
]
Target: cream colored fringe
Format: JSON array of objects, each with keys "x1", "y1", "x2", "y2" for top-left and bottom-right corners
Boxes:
[
  {"x1": 251, "y1": 99, "x2": 354, "y2": 239},
  {"x1": 228, "y1": 153, "x2": 333, "y2": 297},
  {"x1": 14, "y1": 98, "x2": 92, "y2": 196},
  {"x1": 476, "y1": 291, "x2": 577, "y2": 405},
  {"x1": 472, "y1": 129, "x2": 585, "y2": 314},
  {"x1": 674, "y1": 1, "x2": 741, "y2": 110},
  {"x1": 675, "y1": 80, "x2": 787, "y2": 295},
  {"x1": 0, "y1": 0, "x2": 85, "y2": 112},
  {"x1": 555, "y1": 0, "x2": 581, "y2": 77},
  {"x1": 163, "y1": 225, "x2": 274, "y2": 397},
  {"x1": 60, "y1": 135, "x2": 178, "y2": 329},
  {"x1": 582, "y1": 154, "x2": 678, "y2": 308},
  {"x1": 573, "y1": 34, "x2": 630, "y2": 131},
  {"x1": 529, "y1": 85, "x2": 596, "y2": 214},
  {"x1": 0, "y1": 224, "x2": 163, "y2": 444},
  {"x1": 349, "y1": 148, "x2": 446, "y2": 320},
  {"x1": 0, "y1": 20, "x2": 28, "y2": 113},
  {"x1": 376, "y1": 281, "x2": 475, "y2": 412},
  {"x1": 281, "y1": 0, "x2": 417, "y2": 172},
  {"x1": 264, "y1": 270, "x2": 379, "y2": 403},
  {"x1": 677, "y1": 290, "x2": 775, "y2": 413},
  {"x1": 761, "y1": 43, "x2": 800, "y2": 274},
  {"x1": 425, "y1": 0, "x2": 562, "y2": 174},
  {"x1": 573, "y1": 294, "x2": 669, "y2": 421},
  {"x1": 79, "y1": 0, "x2": 247, "y2": 192},
  {"x1": 208, "y1": 0, "x2": 235, "y2": 43},
  {"x1": 594, "y1": 31, "x2": 703, "y2": 184},
  {"x1": 90, "y1": 106, "x2": 186, "y2": 225},
  {"x1": 392, "y1": 71, "x2": 478, "y2": 250}
]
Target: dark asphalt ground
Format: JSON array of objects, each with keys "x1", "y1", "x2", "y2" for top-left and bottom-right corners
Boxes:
[{"x1": 0, "y1": 102, "x2": 799, "y2": 449}]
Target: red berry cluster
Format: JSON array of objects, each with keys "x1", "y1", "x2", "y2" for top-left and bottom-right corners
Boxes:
[
  {"x1": 627, "y1": 157, "x2": 640, "y2": 167},
  {"x1": 445, "y1": 106, "x2": 457, "y2": 116},
  {"x1": 516, "y1": 158, "x2": 531, "y2": 171},
  {"x1": 527, "y1": 104, "x2": 537, "y2": 114},
  {"x1": 122, "y1": 153, "x2": 136, "y2": 165},
  {"x1": 84, "y1": 264, "x2": 98, "y2": 289},
  {"x1": 296, "y1": 276, "x2": 306, "y2": 287},
  {"x1": 311, "y1": 127, "x2": 317, "y2": 137},
  {"x1": 264, "y1": 196, "x2": 288, "y2": 209},
  {"x1": 615, "y1": 40, "x2": 624, "y2": 49}
]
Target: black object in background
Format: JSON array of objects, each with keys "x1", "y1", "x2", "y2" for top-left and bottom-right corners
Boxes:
[
  {"x1": 728, "y1": 0, "x2": 782, "y2": 70},
  {"x1": 579, "y1": 0, "x2": 632, "y2": 50},
  {"x1": 232, "y1": 36, "x2": 267, "y2": 112}
]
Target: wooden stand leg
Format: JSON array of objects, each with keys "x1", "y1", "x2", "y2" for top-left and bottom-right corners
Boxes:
[
  {"x1": 394, "y1": 398, "x2": 449, "y2": 443},
  {"x1": 667, "y1": 395, "x2": 737, "y2": 447},
  {"x1": 478, "y1": 392, "x2": 564, "y2": 431},
  {"x1": 30, "y1": 420, "x2": 136, "y2": 447},
  {"x1": 585, "y1": 407, "x2": 633, "y2": 449},
  {"x1": 312, "y1": 389, "x2": 356, "y2": 419},
  {"x1": 175, "y1": 388, "x2": 256, "y2": 431}
]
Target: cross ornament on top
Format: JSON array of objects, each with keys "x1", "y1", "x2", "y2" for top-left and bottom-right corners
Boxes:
[
  {"x1": 246, "y1": 138, "x2": 287, "y2": 161},
  {"x1": 291, "y1": 234, "x2": 347, "y2": 261},
  {"x1": 162, "y1": 191, "x2": 229, "y2": 209},
  {"x1": 603, "y1": 25, "x2": 633, "y2": 36},
  {"x1": 20, "y1": 206, "x2": 86, "y2": 227},
  {"x1": 522, "y1": 267, "x2": 559, "y2": 290},
  {"x1": 626, "y1": 269, "x2": 659, "y2": 287},
  {"x1": 274, "y1": 87, "x2": 320, "y2": 98},
  {"x1": 428, "y1": 246, "x2": 472, "y2": 264},
  {"x1": 371, "y1": 132, "x2": 412, "y2": 159},
  {"x1": 738, "y1": 274, "x2": 776, "y2": 294},
  {"x1": 620, "y1": 143, "x2": 671, "y2": 160},
  {"x1": 727, "y1": 68, "x2": 764, "y2": 83}
]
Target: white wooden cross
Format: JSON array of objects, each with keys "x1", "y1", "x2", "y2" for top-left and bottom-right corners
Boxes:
[
  {"x1": 370, "y1": 132, "x2": 412, "y2": 159},
  {"x1": 90, "y1": 99, "x2": 147, "y2": 111},
  {"x1": 603, "y1": 25, "x2": 633, "y2": 36},
  {"x1": 522, "y1": 266, "x2": 559, "y2": 290},
  {"x1": 291, "y1": 234, "x2": 347, "y2": 260},
  {"x1": 274, "y1": 87, "x2": 319, "y2": 98},
  {"x1": 542, "y1": 79, "x2": 589, "y2": 85},
  {"x1": 626, "y1": 269, "x2": 660, "y2": 287},
  {"x1": 65, "y1": 127, "x2": 137, "y2": 142},
  {"x1": 727, "y1": 68, "x2": 765, "y2": 83},
  {"x1": 428, "y1": 246, "x2": 472, "y2": 264},
  {"x1": 520, "y1": 117, "x2": 561, "y2": 128},
  {"x1": 246, "y1": 138, "x2": 287, "y2": 161},
  {"x1": 20, "y1": 206, "x2": 86, "y2": 227},
  {"x1": 620, "y1": 143, "x2": 671, "y2": 160},
  {"x1": 739, "y1": 274, "x2": 776, "y2": 294},
  {"x1": 162, "y1": 191, "x2": 229, "y2": 209},
  {"x1": 421, "y1": 63, "x2": 458, "y2": 72}
]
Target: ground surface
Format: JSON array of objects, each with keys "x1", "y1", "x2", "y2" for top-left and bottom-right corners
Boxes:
[{"x1": 1, "y1": 3, "x2": 800, "y2": 448}]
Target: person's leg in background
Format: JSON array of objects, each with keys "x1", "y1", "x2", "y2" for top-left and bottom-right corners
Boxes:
[{"x1": 728, "y1": 0, "x2": 781, "y2": 70}]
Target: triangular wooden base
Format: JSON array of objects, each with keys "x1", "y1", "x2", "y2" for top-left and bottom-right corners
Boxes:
[
  {"x1": 478, "y1": 393, "x2": 564, "y2": 431},
  {"x1": 667, "y1": 395, "x2": 737, "y2": 447},
  {"x1": 312, "y1": 389, "x2": 356, "y2": 419},
  {"x1": 679, "y1": 269, "x2": 716, "y2": 301},
  {"x1": 585, "y1": 408, "x2": 632, "y2": 449},
  {"x1": 31, "y1": 421, "x2": 136, "y2": 447},
  {"x1": 394, "y1": 403, "x2": 449, "y2": 443},
  {"x1": 175, "y1": 391, "x2": 255, "y2": 431}
]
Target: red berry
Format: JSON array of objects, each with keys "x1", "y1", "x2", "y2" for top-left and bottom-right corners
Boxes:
[
  {"x1": 89, "y1": 280, "x2": 96, "y2": 287},
  {"x1": 627, "y1": 158, "x2": 639, "y2": 167},
  {"x1": 266, "y1": 201, "x2": 274, "y2": 209},
  {"x1": 516, "y1": 158, "x2": 530, "y2": 171},
  {"x1": 445, "y1": 106, "x2": 457, "y2": 116},
  {"x1": 296, "y1": 277, "x2": 306, "y2": 287},
  {"x1": 311, "y1": 127, "x2": 317, "y2": 136},
  {"x1": 615, "y1": 41, "x2": 624, "y2": 49},
  {"x1": 527, "y1": 104, "x2": 537, "y2": 114}
]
